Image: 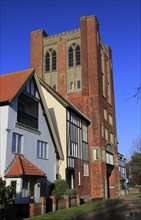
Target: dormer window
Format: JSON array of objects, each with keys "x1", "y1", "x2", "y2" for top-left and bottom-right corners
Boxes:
[{"x1": 17, "y1": 93, "x2": 38, "y2": 129}]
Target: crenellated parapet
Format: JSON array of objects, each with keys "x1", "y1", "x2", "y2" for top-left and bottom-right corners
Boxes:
[{"x1": 43, "y1": 28, "x2": 80, "y2": 46}]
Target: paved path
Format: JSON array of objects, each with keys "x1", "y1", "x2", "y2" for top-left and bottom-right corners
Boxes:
[{"x1": 74, "y1": 194, "x2": 141, "y2": 220}]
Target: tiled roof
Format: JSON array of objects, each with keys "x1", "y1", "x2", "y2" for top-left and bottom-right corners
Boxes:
[
  {"x1": 0, "y1": 68, "x2": 35, "y2": 103},
  {"x1": 5, "y1": 155, "x2": 46, "y2": 177}
]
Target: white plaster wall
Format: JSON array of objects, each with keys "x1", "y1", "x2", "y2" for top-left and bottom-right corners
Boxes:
[
  {"x1": 41, "y1": 86, "x2": 67, "y2": 179},
  {"x1": 0, "y1": 105, "x2": 9, "y2": 178},
  {"x1": 6, "y1": 178, "x2": 28, "y2": 204},
  {"x1": 4, "y1": 96, "x2": 56, "y2": 185}
]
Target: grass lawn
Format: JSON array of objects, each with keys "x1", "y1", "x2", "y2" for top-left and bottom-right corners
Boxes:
[{"x1": 24, "y1": 198, "x2": 123, "y2": 220}]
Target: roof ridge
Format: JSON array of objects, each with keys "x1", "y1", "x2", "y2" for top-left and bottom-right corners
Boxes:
[
  {"x1": 16, "y1": 154, "x2": 24, "y2": 175},
  {"x1": 21, "y1": 155, "x2": 46, "y2": 175}
]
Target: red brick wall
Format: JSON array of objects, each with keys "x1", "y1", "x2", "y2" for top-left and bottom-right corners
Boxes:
[
  {"x1": 74, "y1": 159, "x2": 90, "y2": 197},
  {"x1": 30, "y1": 30, "x2": 46, "y2": 79},
  {"x1": 30, "y1": 203, "x2": 42, "y2": 217}
]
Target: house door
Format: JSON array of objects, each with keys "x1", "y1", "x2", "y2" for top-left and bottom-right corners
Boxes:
[
  {"x1": 107, "y1": 173, "x2": 110, "y2": 198},
  {"x1": 30, "y1": 179, "x2": 36, "y2": 199},
  {"x1": 67, "y1": 169, "x2": 74, "y2": 189}
]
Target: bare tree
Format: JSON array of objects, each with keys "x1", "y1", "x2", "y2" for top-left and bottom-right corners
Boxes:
[
  {"x1": 134, "y1": 86, "x2": 141, "y2": 101},
  {"x1": 130, "y1": 137, "x2": 141, "y2": 154},
  {"x1": 127, "y1": 86, "x2": 141, "y2": 103},
  {"x1": 130, "y1": 137, "x2": 141, "y2": 185}
]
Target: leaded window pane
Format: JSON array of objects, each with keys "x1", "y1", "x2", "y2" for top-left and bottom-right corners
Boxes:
[
  {"x1": 68, "y1": 47, "x2": 73, "y2": 67},
  {"x1": 52, "y1": 51, "x2": 56, "y2": 71},
  {"x1": 45, "y1": 52, "x2": 50, "y2": 72},
  {"x1": 75, "y1": 45, "x2": 80, "y2": 65}
]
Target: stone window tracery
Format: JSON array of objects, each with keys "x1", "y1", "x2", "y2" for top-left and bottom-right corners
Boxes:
[
  {"x1": 45, "y1": 49, "x2": 57, "y2": 72},
  {"x1": 68, "y1": 44, "x2": 80, "y2": 68}
]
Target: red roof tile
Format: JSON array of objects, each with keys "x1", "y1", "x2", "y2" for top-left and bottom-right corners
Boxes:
[
  {"x1": 0, "y1": 68, "x2": 35, "y2": 103},
  {"x1": 5, "y1": 155, "x2": 46, "y2": 177}
]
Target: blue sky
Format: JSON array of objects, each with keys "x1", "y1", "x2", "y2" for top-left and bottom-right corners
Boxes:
[{"x1": 0, "y1": 0, "x2": 140, "y2": 159}]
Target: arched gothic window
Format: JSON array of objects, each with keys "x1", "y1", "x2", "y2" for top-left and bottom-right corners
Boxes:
[
  {"x1": 75, "y1": 45, "x2": 80, "y2": 65},
  {"x1": 68, "y1": 46, "x2": 73, "y2": 67},
  {"x1": 52, "y1": 50, "x2": 57, "y2": 71},
  {"x1": 45, "y1": 52, "x2": 50, "y2": 72},
  {"x1": 45, "y1": 49, "x2": 57, "y2": 72},
  {"x1": 68, "y1": 44, "x2": 81, "y2": 68}
]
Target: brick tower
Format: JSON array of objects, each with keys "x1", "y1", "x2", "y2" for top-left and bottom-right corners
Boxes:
[{"x1": 30, "y1": 15, "x2": 120, "y2": 198}]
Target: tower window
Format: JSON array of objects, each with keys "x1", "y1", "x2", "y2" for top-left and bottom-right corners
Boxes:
[
  {"x1": 75, "y1": 45, "x2": 80, "y2": 65},
  {"x1": 45, "y1": 49, "x2": 57, "y2": 72},
  {"x1": 45, "y1": 52, "x2": 50, "y2": 72},
  {"x1": 77, "y1": 80, "x2": 81, "y2": 89},
  {"x1": 68, "y1": 46, "x2": 73, "y2": 67},
  {"x1": 68, "y1": 44, "x2": 81, "y2": 68},
  {"x1": 67, "y1": 44, "x2": 81, "y2": 93},
  {"x1": 69, "y1": 81, "x2": 74, "y2": 90},
  {"x1": 52, "y1": 50, "x2": 57, "y2": 71}
]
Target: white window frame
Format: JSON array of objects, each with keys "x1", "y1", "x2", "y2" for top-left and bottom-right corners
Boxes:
[
  {"x1": 69, "y1": 142, "x2": 78, "y2": 157},
  {"x1": 83, "y1": 163, "x2": 89, "y2": 176},
  {"x1": 110, "y1": 132, "x2": 114, "y2": 144},
  {"x1": 106, "y1": 152, "x2": 114, "y2": 165},
  {"x1": 12, "y1": 133, "x2": 23, "y2": 154},
  {"x1": 37, "y1": 140, "x2": 48, "y2": 159},
  {"x1": 93, "y1": 148, "x2": 99, "y2": 161},
  {"x1": 82, "y1": 122, "x2": 88, "y2": 142},
  {"x1": 105, "y1": 128, "x2": 108, "y2": 141},
  {"x1": 104, "y1": 109, "x2": 107, "y2": 121},
  {"x1": 109, "y1": 113, "x2": 113, "y2": 126},
  {"x1": 101, "y1": 123, "x2": 104, "y2": 138},
  {"x1": 78, "y1": 171, "x2": 81, "y2": 185}
]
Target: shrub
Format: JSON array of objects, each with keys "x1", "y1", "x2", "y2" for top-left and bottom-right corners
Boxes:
[
  {"x1": 66, "y1": 188, "x2": 77, "y2": 198},
  {"x1": 0, "y1": 178, "x2": 15, "y2": 209},
  {"x1": 51, "y1": 179, "x2": 69, "y2": 198}
]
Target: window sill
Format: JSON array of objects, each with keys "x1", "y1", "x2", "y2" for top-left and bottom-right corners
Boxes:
[
  {"x1": 68, "y1": 64, "x2": 81, "y2": 69},
  {"x1": 15, "y1": 122, "x2": 41, "y2": 135},
  {"x1": 37, "y1": 157, "x2": 48, "y2": 160},
  {"x1": 67, "y1": 90, "x2": 82, "y2": 94},
  {"x1": 44, "y1": 70, "x2": 57, "y2": 73},
  {"x1": 93, "y1": 159, "x2": 100, "y2": 162},
  {"x1": 12, "y1": 152, "x2": 23, "y2": 155}
]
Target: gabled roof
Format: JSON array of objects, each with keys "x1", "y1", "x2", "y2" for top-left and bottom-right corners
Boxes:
[
  {"x1": 0, "y1": 68, "x2": 64, "y2": 160},
  {"x1": 0, "y1": 68, "x2": 35, "y2": 103},
  {"x1": 40, "y1": 79, "x2": 91, "y2": 123},
  {"x1": 5, "y1": 155, "x2": 46, "y2": 177}
]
